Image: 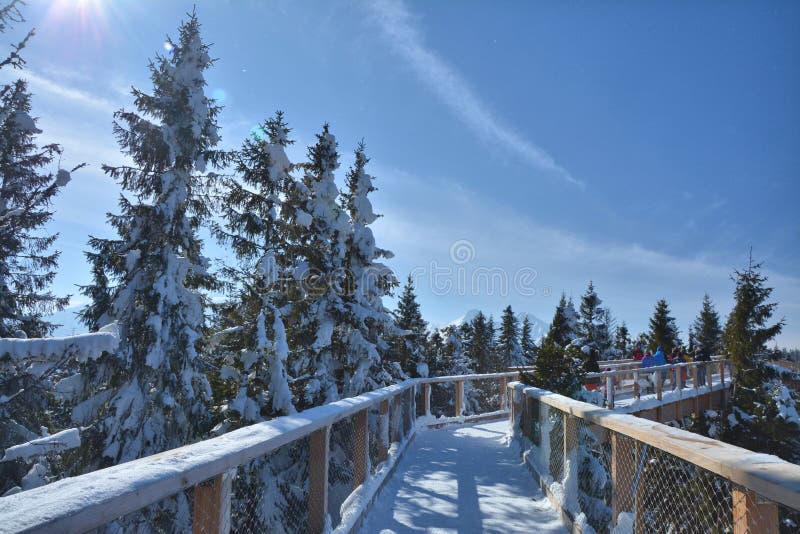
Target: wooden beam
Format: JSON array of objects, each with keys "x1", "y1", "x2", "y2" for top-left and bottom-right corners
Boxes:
[
  {"x1": 308, "y1": 426, "x2": 330, "y2": 534},
  {"x1": 733, "y1": 488, "x2": 779, "y2": 534},
  {"x1": 499, "y1": 376, "x2": 508, "y2": 410},
  {"x1": 455, "y1": 380, "x2": 464, "y2": 417},
  {"x1": 353, "y1": 409, "x2": 369, "y2": 489},
  {"x1": 193, "y1": 471, "x2": 232, "y2": 534},
  {"x1": 611, "y1": 434, "x2": 634, "y2": 525},
  {"x1": 423, "y1": 383, "x2": 431, "y2": 417},
  {"x1": 377, "y1": 399, "x2": 389, "y2": 463}
]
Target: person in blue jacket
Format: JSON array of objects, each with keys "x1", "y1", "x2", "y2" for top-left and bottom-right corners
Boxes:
[{"x1": 652, "y1": 346, "x2": 668, "y2": 387}]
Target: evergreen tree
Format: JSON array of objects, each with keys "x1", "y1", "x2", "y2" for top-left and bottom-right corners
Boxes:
[
  {"x1": 646, "y1": 299, "x2": 680, "y2": 352},
  {"x1": 497, "y1": 305, "x2": 522, "y2": 367},
  {"x1": 692, "y1": 294, "x2": 722, "y2": 355},
  {"x1": 575, "y1": 282, "x2": 614, "y2": 358},
  {"x1": 339, "y1": 142, "x2": 401, "y2": 392},
  {"x1": 719, "y1": 256, "x2": 797, "y2": 463},
  {"x1": 520, "y1": 338, "x2": 583, "y2": 396},
  {"x1": 546, "y1": 293, "x2": 576, "y2": 348},
  {"x1": 210, "y1": 112, "x2": 296, "y2": 429},
  {"x1": 392, "y1": 275, "x2": 427, "y2": 377},
  {"x1": 0, "y1": 81, "x2": 71, "y2": 337},
  {"x1": 81, "y1": 14, "x2": 226, "y2": 464},
  {"x1": 286, "y1": 123, "x2": 350, "y2": 408},
  {"x1": 614, "y1": 322, "x2": 631, "y2": 356},
  {"x1": 466, "y1": 311, "x2": 494, "y2": 373},
  {"x1": 520, "y1": 315, "x2": 537, "y2": 363}
]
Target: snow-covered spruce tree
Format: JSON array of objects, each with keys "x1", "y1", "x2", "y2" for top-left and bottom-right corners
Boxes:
[
  {"x1": 339, "y1": 143, "x2": 402, "y2": 393},
  {"x1": 285, "y1": 124, "x2": 350, "y2": 409},
  {"x1": 498, "y1": 305, "x2": 523, "y2": 367},
  {"x1": 430, "y1": 324, "x2": 478, "y2": 415},
  {"x1": 614, "y1": 322, "x2": 631, "y2": 357},
  {"x1": 546, "y1": 293, "x2": 577, "y2": 348},
  {"x1": 85, "y1": 13, "x2": 227, "y2": 466},
  {"x1": 719, "y1": 256, "x2": 798, "y2": 462},
  {"x1": 576, "y1": 281, "x2": 613, "y2": 357},
  {"x1": 391, "y1": 275, "x2": 428, "y2": 377},
  {"x1": 519, "y1": 337, "x2": 583, "y2": 397},
  {"x1": 646, "y1": 298, "x2": 680, "y2": 352},
  {"x1": 691, "y1": 293, "x2": 722, "y2": 355},
  {"x1": 210, "y1": 112, "x2": 295, "y2": 432},
  {"x1": 0, "y1": 82, "x2": 71, "y2": 338},
  {"x1": 466, "y1": 311, "x2": 495, "y2": 373},
  {"x1": 520, "y1": 315, "x2": 537, "y2": 363}
]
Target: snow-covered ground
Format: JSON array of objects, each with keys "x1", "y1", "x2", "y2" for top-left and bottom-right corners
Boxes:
[{"x1": 359, "y1": 420, "x2": 566, "y2": 533}]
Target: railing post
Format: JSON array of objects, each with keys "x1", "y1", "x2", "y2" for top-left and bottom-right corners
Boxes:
[
  {"x1": 390, "y1": 393, "x2": 401, "y2": 443},
  {"x1": 423, "y1": 383, "x2": 431, "y2": 417},
  {"x1": 353, "y1": 408, "x2": 369, "y2": 489},
  {"x1": 563, "y1": 412, "x2": 579, "y2": 481},
  {"x1": 733, "y1": 488, "x2": 779, "y2": 534},
  {"x1": 633, "y1": 370, "x2": 640, "y2": 399},
  {"x1": 499, "y1": 376, "x2": 508, "y2": 410},
  {"x1": 720, "y1": 360, "x2": 726, "y2": 387},
  {"x1": 656, "y1": 370, "x2": 662, "y2": 401},
  {"x1": 308, "y1": 425, "x2": 330, "y2": 534},
  {"x1": 606, "y1": 375, "x2": 615, "y2": 409},
  {"x1": 675, "y1": 366, "x2": 684, "y2": 420},
  {"x1": 193, "y1": 471, "x2": 232, "y2": 534},
  {"x1": 404, "y1": 387, "x2": 413, "y2": 434},
  {"x1": 378, "y1": 399, "x2": 389, "y2": 463},
  {"x1": 611, "y1": 433, "x2": 634, "y2": 526},
  {"x1": 523, "y1": 394, "x2": 533, "y2": 440},
  {"x1": 455, "y1": 380, "x2": 464, "y2": 417},
  {"x1": 692, "y1": 364, "x2": 700, "y2": 415}
]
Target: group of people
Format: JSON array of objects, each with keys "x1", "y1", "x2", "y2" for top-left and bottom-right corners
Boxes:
[{"x1": 630, "y1": 344, "x2": 712, "y2": 389}]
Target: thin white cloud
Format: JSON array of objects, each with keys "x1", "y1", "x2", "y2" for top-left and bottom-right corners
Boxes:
[
  {"x1": 16, "y1": 70, "x2": 119, "y2": 115},
  {"x1": 366, "y1": 0, "x2": 581, "y2": 187}
]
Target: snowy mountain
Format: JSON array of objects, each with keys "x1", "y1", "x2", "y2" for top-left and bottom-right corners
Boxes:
[{"x1": 449, "y1": 308, "x2": 549, "y2": 342}]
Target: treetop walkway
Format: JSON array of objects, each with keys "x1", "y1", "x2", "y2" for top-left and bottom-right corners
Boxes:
[{"x1": 0, "y1": 367, "x2": 798, "y2": 534}]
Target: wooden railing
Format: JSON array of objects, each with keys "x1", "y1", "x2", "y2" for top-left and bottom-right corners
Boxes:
[
  {"x1": 509, "y1": 381, "x2": 800, "y2": 533},
  {"x1": 0, "y1": 372, "x2": 518, "y2": 534},
  {"x1": 586, "y1": 359, "x2": 732, "y2": 410}
]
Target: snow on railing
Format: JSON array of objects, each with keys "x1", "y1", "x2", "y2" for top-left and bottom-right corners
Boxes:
[
  {"x1": 0, "y1": 325, "x2": 119, "y2": 365},
  {"x1": 0, "y1": 372, "x2": 518, "y2": 534},
  {"x1": 509, "y1": 382, "x2": 800, "y2": 533},
  {"x1": 585, "y1": 359, "x2": 732, "y2": 411}
]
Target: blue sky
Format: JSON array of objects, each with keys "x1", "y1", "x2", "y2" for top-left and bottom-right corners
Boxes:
[{"x1": 4, "y1": 0, "x2": 799, "y2": 345}]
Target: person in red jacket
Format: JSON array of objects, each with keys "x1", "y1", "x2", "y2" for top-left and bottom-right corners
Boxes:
[{"x1": 632, "y1": 345, "x2": 644, "y2": 361}]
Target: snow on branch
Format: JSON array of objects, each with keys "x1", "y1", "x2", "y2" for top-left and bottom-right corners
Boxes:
[
  {"x1": 1, "y1": 428, "x2": 81, "y2": 462},
  {"x1": 0, "y1": 324, "x2": 120, "y2": 364}
]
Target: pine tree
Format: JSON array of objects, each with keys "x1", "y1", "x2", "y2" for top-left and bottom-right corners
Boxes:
[
  {"x1": 81, "y1": 13, "x2": 226, "y2": 465},
  {"x1": 0, "y1": 81, "x2": 71, "y2": 337},
  {"x1": 392, "y1": 275, "x2": 427, "y2": 377},
  {"x1": 614, "y1": 322, "x2": 631, "y2": 356},
  {"x1": 646, "y1": 299, "x2": 680, "y2": 352},
  {"x1": 577, "y1": 281, "x2": 612, "y2": 356},
  {"x1": 520, "y1": 315, "x2": 537, "y2": 363},
  {"x1": 520, "y1": 338, "x2": 583, "y2": 397},
  {"x1": 546, "y1": 293, "x2": 576, "y2": 348},
  {"x1": 466, "y1": 311, "x2": 494, "y2": 373},
  {"x1": 286, "y1": 123, "x2": 350, "y2": 409},
  {"x1": 498, "y1": 305, "x2": 522, "y2": 368},
  {"x1": 339, "y1": 142, "x2": 401, "y2": 392},
  {"x1": 719, "y1": 255, "x2": 797, "y2": 463},
  {"x1": 692, "y1": 294, "x2": 722, "y2": 355},
  {"x1": 210, "y1": 112, "x2": 296, "y2": 430}
]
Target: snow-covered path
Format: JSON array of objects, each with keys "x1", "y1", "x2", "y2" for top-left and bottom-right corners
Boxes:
[{"x1": 359, "y1": 419, "x2": 566, "y2": 534}]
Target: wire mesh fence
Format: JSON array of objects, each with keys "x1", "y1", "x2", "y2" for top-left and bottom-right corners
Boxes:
[{"x1": 513, "y1": 386, "x2": 800, "y2": 534}]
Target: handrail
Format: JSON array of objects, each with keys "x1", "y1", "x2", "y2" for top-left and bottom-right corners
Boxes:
[
  {"x1": 510, "y1": 382, "x2": 800, "y2": 510},
  {"x1": 585, "y1": 359, "x2": 729, "y2": 379},
  {"x1": 0, "y1": 373, "x2": 516, "y2": 534}
]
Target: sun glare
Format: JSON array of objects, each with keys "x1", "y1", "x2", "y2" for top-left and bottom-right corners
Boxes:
[{"x1": 46, "y1": 0, "x2": 112, "y2": 42}]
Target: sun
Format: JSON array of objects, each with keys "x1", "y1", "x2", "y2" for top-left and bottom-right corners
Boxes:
[{"x1": 45, "y1": 0, "x2": 113, "y2": 42}]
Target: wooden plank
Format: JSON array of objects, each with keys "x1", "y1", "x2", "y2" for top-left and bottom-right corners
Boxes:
[
  {"x1": 423, "y1": 383, "x2": 431, "y2": 417},
  {"x1": 455, "y1": 380, "x2": 464, "y2": 417},
  {"x1": 378, "y1": 399, "x2": 389, "y2": 463},
  {"x1": 611, "y1": 433, "x2": 634, "y2": 525},
  {"x1": 633, "y1": 370, "x2": 640, "y2": 399},
  {"x1": 308, "y1": 426, "x2": 330, "y2": 534},
  {"x1": 193, "y1": 471, "x2": 232, "y2": 534},
  {"x1": 353, "y1": 409, "x2": 369, "y2": 489},
  {"x1": 733, "y1": 487, "x2": 779, "y2": 534},
  {"x1": 499, "y1": 376, "x2": 508, "y2": 410}
]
